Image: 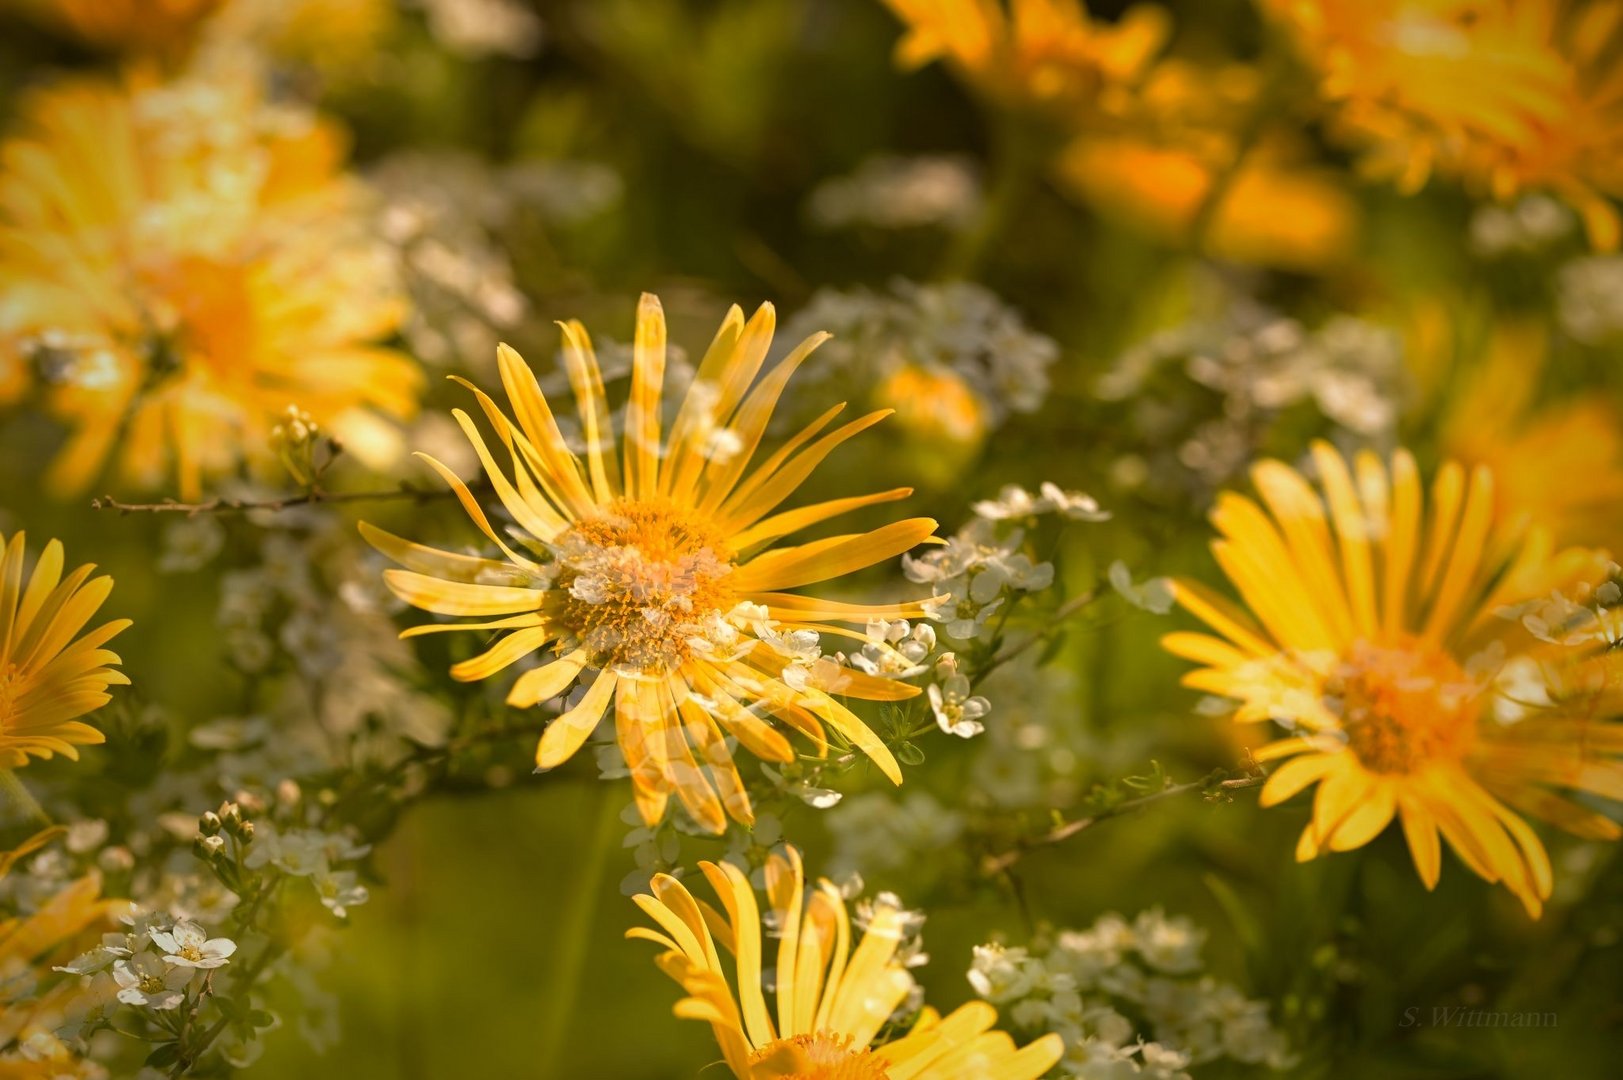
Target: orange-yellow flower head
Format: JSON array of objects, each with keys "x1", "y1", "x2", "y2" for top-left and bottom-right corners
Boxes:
[
  {"x1": 367, "y1": 295, "x2": 939, "y2": 833},
  {"x1": 0, "y1": 67, "x2": 419, "y2": 500},
  {"x1": 1163, "y1": 441, "x2": 1623, "y2": 916},
  {"x1": 1261, "y1": 0, "x2": 1623, "y2": 249},
  {"x1": 0, "y1": 532, "x2": 129, "y2": 770},
  {"x1": 880, "y1": 0, "x2": 1170, "y2": 115},
  {"x1": 1052, "y1": 59, "x2": 1360, "y2": 271},
  {"x1": 629, "y1": 845, "x2": 1064, "y2": 1079},
  {"x1": 1409, "y1": 310, "x2": 1623, "y2": 548}
]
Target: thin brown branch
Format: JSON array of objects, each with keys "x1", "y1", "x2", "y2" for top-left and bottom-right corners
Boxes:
[
  {"x1": 982, "y1": 770, "x2": 1267, "y2": 876},
  {"x1": 91, "y1": 481, "x2": 478, "y2": 516}
]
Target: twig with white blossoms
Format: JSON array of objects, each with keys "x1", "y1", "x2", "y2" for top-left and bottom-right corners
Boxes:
[{"x1": 969, "y1": 909, "x2": 1295, "y2": 1078}]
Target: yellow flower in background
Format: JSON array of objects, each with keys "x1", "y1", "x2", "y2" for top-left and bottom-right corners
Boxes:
[
  {"x1": 1261, "y1": 0, "x2": 1623, "y2": 249},
  {"x1": 880, "y1": 0, "x2": 1170, "y2": 114},
  {"x1": 1163, "y1": 441, "x2": 1623, "y2": 916},
  {"x1": 4, "y1": 0, "x2": 393, "y2": 68},
  {"x1": 629, "y1": 846, "x2": 1064, "y2": 1079},
  {"x1": 1409, "y1": 308, "x2": 1623, "y2": 548},
  {"x1": 0, "y1": 533, "x2": 129, "y2": 770},
  {"x1": 1052, "y1": 60, "x2": 1360, "y2": 271},
  {"x1": 0, "y1": 67, "x2": 419, "y2": 500},
  {"x1": 367, "y1": 295, "x2": 937, "y2": 832},
  {"x1": 4, "y1": 0, "x2": 224, "y2": 54}
]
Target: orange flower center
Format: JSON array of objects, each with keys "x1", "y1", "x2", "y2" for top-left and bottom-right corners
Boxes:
[
  {"x1": 747, "y1": 1033, "x2": 891, "y2": 1080},
  {"x1": 550, "y1": 499, "x2": 737, "y2": 673},
  {"x1": 1328, "y1": 640, "x2": 1480, "y2": 774}
]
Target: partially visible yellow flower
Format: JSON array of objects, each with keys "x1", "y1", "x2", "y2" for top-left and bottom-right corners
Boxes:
[
  {"x1": 4, "y1": 0, "x2": 223, "y2": 54},
  {"x1": 880, "y1": 0, "x2": 1170, "y2": 114},
  {"x1": 1, "y1": 833, "x2": 119, "y2": 1065},
  {"x1": 629, "y1": 845, "x2": 1064, "y2": 1079},
  {"x1": 4, "y1": 0, "x2": 392, "y2": 69},
  {"x1": 1410, "y1": 307, "x2": 1623, "y2": 547},
  {"x1": 1261, "y1": 0, "x2": 1623, "y2": 249},
  {"x1": 0, "y1": 67, "x2": 418, "y2": 500},
  {"x1": 1052, "y1": 61, "x2": 1360, "y2": 271},
  {"x1": 1163, "y1": 441, "x2": 1622, "y2": 916},
  {"x1": 368, "y1": 295, "x2": 938, "y2": 833},
  {"x1": 0, "y1": 533, "x2": 129, "y2": 770}
]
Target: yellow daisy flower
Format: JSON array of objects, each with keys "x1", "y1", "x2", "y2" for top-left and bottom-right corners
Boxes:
[
  {"x1": 1162, "y1": 441, "x2": 1623, "y2": 916},
  {"x1": 1261, "y1": 0, "x2": 1623, "y2": 249},
  {"x1": 366, "y1": 295, "x2": 937, "y2": 832},
  {"x1": 879, "y1": 0, "x2": 1170, "y2": 114},
  {"x1": 0, "y1": 67, "x2": 418, "y2": 500},
  {"x1": 1, "y1": 533, "x2": 129, "y2": 770},
  {"x1": 629, "y1": 845, "x2": 1064, "y2": 1079}
]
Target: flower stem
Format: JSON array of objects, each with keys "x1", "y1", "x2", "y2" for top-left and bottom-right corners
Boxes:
[
  {"x1": 536, "y1": 783, "x2": 624, "y2": 1080},
  {"x1": 0, "y1": 769, "x2": 53, "y2": 831},
  {"x1": 940, "y1": 115, "x2": 1043, "y2": 280}
]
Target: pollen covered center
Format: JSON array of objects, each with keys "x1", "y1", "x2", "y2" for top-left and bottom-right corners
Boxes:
[
  {"x1": 549, "y1": 498, "x2": 737, "y2": 673},
  {"x1": 747, "y1": 1032, "x2": 892, "y2": 1080},
  {"x1": 1328, "y1": 639, "x2": 1480, "y2": 774}
]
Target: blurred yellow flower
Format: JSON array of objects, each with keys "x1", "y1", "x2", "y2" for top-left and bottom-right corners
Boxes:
[
  {"x1": 0, "y1": 837, "x2": 117, "y2": 1075},
  {"x1": 5, "y1": 0, "x2": 223, "y2": 54},
  {"x1": 0, "y1": 67, "x2": 419, "y2": 500},
  {"x1": 1410, "y1": 309, "x2": 1623, "y2": 547},
  {"x1": 1261, "y1": 0, "x2": 1623, "y2": 249},
  {"x1": 367, "y1": 295, "x2": 936, "y2": 832},
  {"x1": 1052, "y1": 60, "x2": 1360, "y2": 271},
  {"x1": 0, "y1": 533, "x2": 129, "y2": 770},
  {"x1": 880, "y1": 0, "x2": 1170, "y2": 114},
  {"x1": 629, "y1": 845, "x2": 1064, "y2": 1079},
  {"x1": 1163, "y1": 441, "x2": 1622, "y2": 916},
  {"x1": 5, "y1": 0, "x2": 392, "y2": 68}
]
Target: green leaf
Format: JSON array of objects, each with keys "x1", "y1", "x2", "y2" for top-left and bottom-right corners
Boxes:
[
  {"x1": 896, "y1": 741, "x2": 925, "y2": 766},
  {"x1": 144, "y1": 1043, "x2": 181, "y2": 1068}
]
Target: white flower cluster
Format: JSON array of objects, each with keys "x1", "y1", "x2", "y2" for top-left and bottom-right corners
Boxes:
[
  {"x1": 210, "y1": 517, "x2": 452, "y2": 752},
  {"x1": 806, "y1": 154, "x2": 981, "y2": 231},
  {"x1": 825, "y1": 790, "x2": 965, "y2": 885},
  {"x1": 781, "y1": 280, "x2": 1057, "y2": 427},
  {"x1": 905, "y1": 485, "x2": 1102, "y2": 640},
  {"x1": 1557, "y1": 255, "x2": 1623, "y2": 345},
  {"x1": 969, "y1": 910, "x2": 1294, "y2": 1079},
  {"x1": 1103, "y1": 304, "x2": 1403, "y2": 492},
  {"x1": 246, "y1": 823, "x2": 372, "y2": 919},
  {"x1": 56, "y1": 910, "x2": 236, "y2": 1013},
  {"x1": 1469, "y1": 194, "x2": 1576, "y2": 257}
]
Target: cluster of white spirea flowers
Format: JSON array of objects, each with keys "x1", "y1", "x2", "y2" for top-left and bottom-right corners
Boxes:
[
  {"x1": 969, "y1": 910, "x2": 1295, "y2": 1079},
  {"x1": 781, "y1": 280, "x2": 1060, "y2": 426},
  {"x1": 905, "y1": 482, "x2": 1107, "y2": 640}
]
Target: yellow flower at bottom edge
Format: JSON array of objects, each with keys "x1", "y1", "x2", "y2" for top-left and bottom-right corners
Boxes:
[
  {"x1": 366, "y1": 295, "x2": 938, "y2": 833},
  {"x1": 0, "y1": 533, "x2": 129, "y2": 769},
  {"x1": 1162, "y1": 441, "x2": 1623, "y2": 916},
  {"x1": 629, "y1": 846, "x2": 1063, "y2": 1079}
]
